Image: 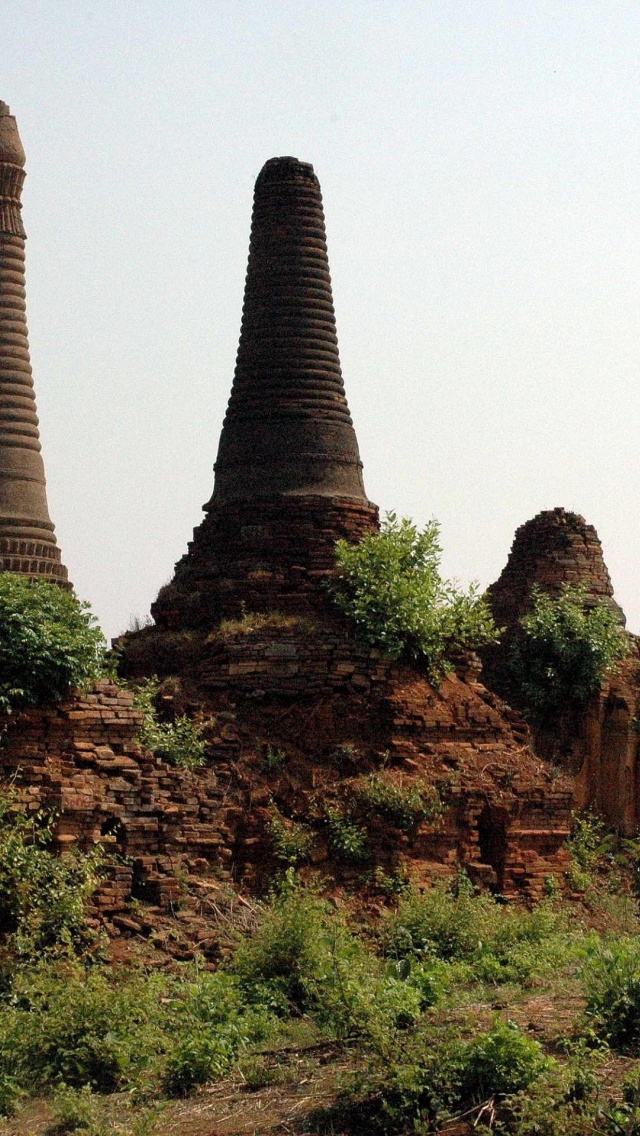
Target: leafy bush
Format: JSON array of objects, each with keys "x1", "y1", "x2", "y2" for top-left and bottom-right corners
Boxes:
[
  {"x1": 229, "y1": 884, "x2": 421, "y2": 1039},
  {"x1": 353, "y1": 773, "x2": 442, "y2": 834},
  {"x1": 268, "y1": 815, "x2": 315, "y2": 867},
  {"x1": 0, "y1": 794, "x2": 102, "y2": 962},
  {"x1": 0, "y1": 964, "x2": 168, "y2": 1094},
  {"x1": 332, "y1": 514, "x2": 499, "y2": 681},
  {"x1": 582, "y1": 937, "x2": 640, "y2": 1052},
  {"x1": 382, "y1": 881, "x2": 571, "y2": 985},
  {"x1": 0, "y1": 573, "x2": 106, "y2": 712},
  {"x1": 324, "y1": 806, "x2": 370, "y2": 864},
  {"x1": 383, "y1": 880, "x2": 496, "y2": 962},
  {"x1": 508, "y1": 584, "x2": 629, "y2": 720},
  {"x1": 132, "y1": 679, "x2": 206, "y2": 770},
  {"x1": 0, "y1": 960, "x2": 274, "y2": 1110},
  {"x1": 457, "y1": 1018, "x2": 550, "y2": 1102},
  {"x1": 161, "y1": 969, "x2": 273, "y2": 1095}
]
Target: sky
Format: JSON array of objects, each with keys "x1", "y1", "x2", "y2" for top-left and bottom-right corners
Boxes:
[{"x1": 4, "y1": 1, "x2": 640, "y2": 640}]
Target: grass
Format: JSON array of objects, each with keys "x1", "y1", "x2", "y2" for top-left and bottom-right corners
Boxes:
[{"x1": 0, "y1": 815, "x2": 640, "y2": 1134}]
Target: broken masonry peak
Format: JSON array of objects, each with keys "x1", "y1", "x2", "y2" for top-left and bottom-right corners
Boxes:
[
  {"x1": 152, "y1": 156, "x2": 378, "y2": 629},
  {"x1": 486, "y1": 507, "x2": 624, "y2": 631},
  {"x1": 0, "y1": 101, "x2": 69, "y2": 586}
]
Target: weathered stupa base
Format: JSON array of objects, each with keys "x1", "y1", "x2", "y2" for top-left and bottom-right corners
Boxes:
[{"x1": 152, "y1": 494, "x2": 379, "y2": 629}]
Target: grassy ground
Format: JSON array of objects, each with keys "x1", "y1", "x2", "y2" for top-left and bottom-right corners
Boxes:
[{"x1": 2, "y1": 816, "x2": 640, "y2": 1135}]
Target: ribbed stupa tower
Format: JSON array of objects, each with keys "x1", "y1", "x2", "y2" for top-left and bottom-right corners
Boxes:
[
  {"x1": 153, "y1": 156, "x2": 378, "y2": 629},
  {"x1": 0, "y1": 102, "x2": 68, "y2": 586}
]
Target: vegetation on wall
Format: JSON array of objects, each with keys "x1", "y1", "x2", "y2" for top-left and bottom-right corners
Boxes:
[
  {"x1": 131, "y1": 678, "x2": 207, "y2": 770},
  {"x1": 0, "y1": 573, "x2": 106, "y2": 712},
  {"x1": 508, "y1": 584, "x2": 630, "y2": 720},
  {"x1": 332, "y1": 514, "x2": 499, "y2": 681}
]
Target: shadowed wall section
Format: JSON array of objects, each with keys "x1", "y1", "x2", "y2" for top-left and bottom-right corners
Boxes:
[
  {"x1": 152, "y1": 157, "x2": 377, "y2": 629},
  {"x1": 0, "y1": 102, "x2": 68, "y2": 585}
]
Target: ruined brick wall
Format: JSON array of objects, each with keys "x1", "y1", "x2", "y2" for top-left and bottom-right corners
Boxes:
[{"x1": 0, "y1": 661, "x2": 573, "y2": 914}]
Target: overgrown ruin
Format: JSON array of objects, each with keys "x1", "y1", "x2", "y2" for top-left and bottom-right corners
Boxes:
[
  {"x1": 0, "y1": 136, "x2": 575, "y2": 923},
  {"x1": 0, "y1": 110, "x2": 637, "y2": 936}
]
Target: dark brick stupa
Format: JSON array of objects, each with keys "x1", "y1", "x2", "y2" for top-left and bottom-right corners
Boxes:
[
  {"x1": 153, "y1": 157, "x2": 378, "y2": 629},
  {"x1": 0, "y1": 102, "x2": 68, "y2": 585},
  {"x1": 487, "y1": 507, "x2": 623, "y2": 631},
  {"x1": 481, "y1": 508, "x2": 625, "y2": 703}
]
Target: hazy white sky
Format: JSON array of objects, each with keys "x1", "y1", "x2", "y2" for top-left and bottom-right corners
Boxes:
[{"x1": 5, "y1": 1, "x2": 640, "y2": 639}]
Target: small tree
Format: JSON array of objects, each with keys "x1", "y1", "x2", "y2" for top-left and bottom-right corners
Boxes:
[
  {"x1": 0, "y1": 574, "x2": 106, "y2": 712},
  {"x1": 508, "y1": 584, "x2": 629, "y2": 720},
  {"x1": 332, "y1": 514, "x2": 498, "y2": 682}
]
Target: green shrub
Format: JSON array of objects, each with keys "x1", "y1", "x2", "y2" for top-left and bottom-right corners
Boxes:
[
  {"x1": 0, "y1": 964, "x2": 168, "y2": 1093},
  {"x1": 324, "y1": 806, "x2": 370, "y2": 864},
  {"x1": 161, "y1": 970, "x2": 273, "y2": 1096},
  {"x1": 0, "y1": 573, "x2": 106, "y2": 712},
  {"x1": 582, "y1": 938, "x2": 640, "y2": 1052},
  {"x1": 353, "y1": 773, "x2": 442, "y2": 834},
  {"x1": 0, "y1": 794, "x2": 102, "y2": 962},
  {"x1": 229, "y1": 884, "x2": 421, "y2": 1040},
  {"x1": 383, "y1": 881, "x2": 496, "y2": 962},
  {"x1": 132, "y1": 679, "x2": 206, "y2": 770},
  {"x1": 457, "y1": 1018, "x2": 550, "y2": 1102},
  {"x1": 268, "y1": 815, "x2": 315, "y2": 867},
  {"x1": 383, "y1": 883, "x2": 571, "y2": 986},
  {"x1": 332, "y1": 514, "x2": 499, "y2": 681},
  {"x1": 508, "y1": 584, "x2": 629, "y2": 720}
]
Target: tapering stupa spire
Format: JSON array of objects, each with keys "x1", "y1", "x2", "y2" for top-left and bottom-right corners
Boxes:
[
  {"x1": 213, "y1": 157, "x2": 368, "y2": 504},
  {"x1": 153, "y1": 156, "x2": 378, "y2": 628},
  {"x1": 0, "y1": 102, "x2": 69, "y2": 585}
]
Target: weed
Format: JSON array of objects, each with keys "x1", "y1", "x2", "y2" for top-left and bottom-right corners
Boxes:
[
  {"x1": 263, "y1": 744, "x2": 287, "y2": 772},
  {"x1": 268, "y1": 815, "x2": 315, "y2": 867},
  {"x1": 131, "y1": 678, "x2": 207, "y2": 770},
  {"x1": 582, "y1": 937, "x2": 640, "y2": 1052},
  {"x1": 353, "y1": 772, "x2": 442, "y2": 833},
  {"x1": 324, "y1": 807, "x2": 370, "y2": 864}
]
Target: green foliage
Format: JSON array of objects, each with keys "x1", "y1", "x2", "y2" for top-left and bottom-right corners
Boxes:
[
  {"x1": 263, "y1": 744, "x2": 287, "y2": 772},
  {"x1": 324, "y1": 806, "x2": 370, "y2": 864},
  {"x1": 508, "y1": 584, "x2": 629, "y2": 719},
  {"x1": 161, "y1": 969, "x2": 272, "y2": 1095},
  {"x1": 0, "y1": 964, "x2": 168, "y2": 1094},
  {"x1": 0, "y1": 794, "x2": 102, "y2": 963},
  {"x1": 132, "y1": 679, "x2": 206, "y2": 770},
  {"x1": 353, "y1": 772, "x2": 442, "y2": 834},
  {"x1": 457, "y1": 1017, "x2": 550, "y2": 1101},
  {"x1": 51, "y1": 1084, "x2": 159, "y2": 1135},
  {"x1": 0, "y1": 960, "x2": 275, "y2": 1113},
  {"x1": 582, "y1": 937, "x2": 640, "y2": 1052},
  {"x1": 268, "y1": 815, "x2": 315, "y2": 867},
  {"x1": 0, "y1": 573, "x2": 106, "y2": 712},
  {"x1": 383, "y1": 880, "x2": 497, "y2": 962},
  {"x1": 332, "y1": 514, "x2": 499, "y2": 681},
  {"x1": 382, "y1": 881, "x2": 572, "y2": 985},
  {"x1": 229, "y1": 884, "x2": 421, "y2": 1039},
  {"x1": 565, "y1": 811, "x2": 614, "y2": 892}
]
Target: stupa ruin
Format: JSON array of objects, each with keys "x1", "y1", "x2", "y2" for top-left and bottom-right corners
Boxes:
[
  {"x1": 0, "y1": 102, "x2": 68, "y2": 586},
  {"x1": 152, "y1": 156, "x2": 378, "y2": 631}
]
